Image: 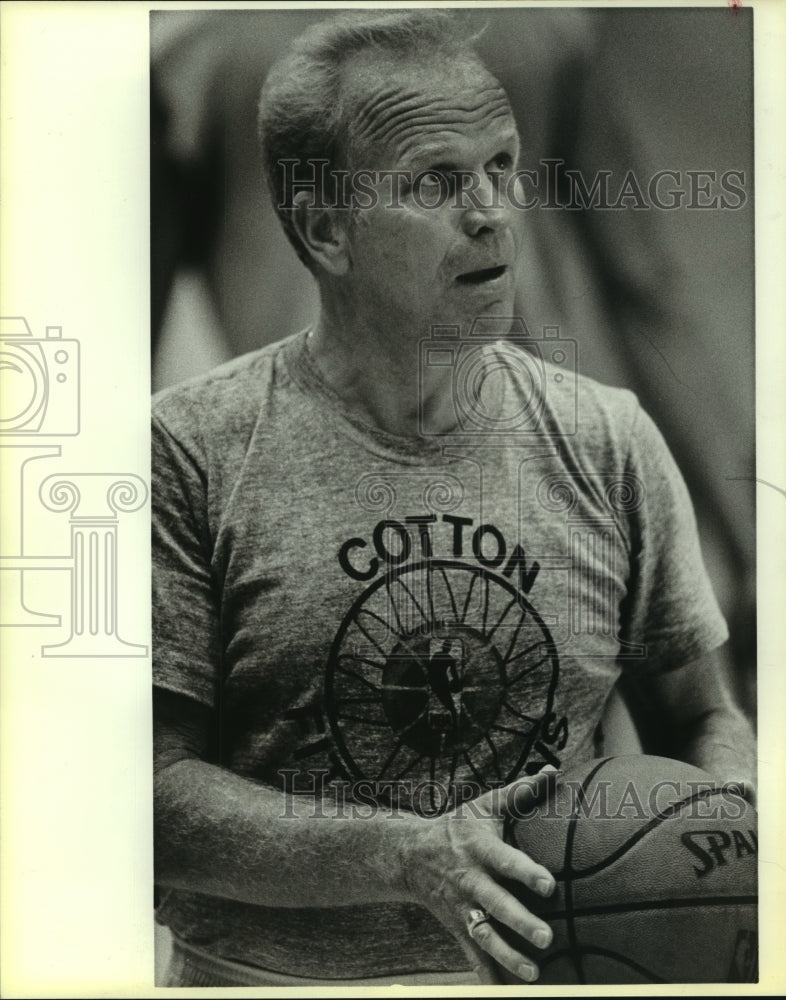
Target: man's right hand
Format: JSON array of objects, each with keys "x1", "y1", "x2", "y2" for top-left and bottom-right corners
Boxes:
[
  {"x1": 395, "y1": 769, "x2": 558, "y2": 984},
  {"x1": 155, "y1": 688, "x2": 557, "y2": 984}
]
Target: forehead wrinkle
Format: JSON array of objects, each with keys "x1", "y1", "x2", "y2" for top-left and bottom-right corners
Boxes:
[
  {"x1": 354, "y1": 83, "x2": 510, "y2": 147},
  {"x1": 354, "y1": 86, "x2": 420, "y2": 133},
  {"x1": 394, "y1": 108, "x2": 517, "y2": 163},
  {"x1": 365, "y1": 88, "x2": 509, "y2": 136},
  {"x1": 370, "y1": 95, "x2": 511, "y2": 143},
  {"x1": 377, "y1": 99, "x2": 512, "y2": 149},
  {"x1": 355, "y1": 83, "x2": 505, "y2": 126},
  {"x1": 361, "y1": 100, "x2": 513, "y2": 167}
]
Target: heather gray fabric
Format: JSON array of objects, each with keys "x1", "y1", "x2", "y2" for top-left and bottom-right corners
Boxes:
[
  {"x1": 162, "y1": 935, "x2": 474, "y2": 987},
  {"x1": 152, "y1": 329, "x2": 727, "y2": 980}
]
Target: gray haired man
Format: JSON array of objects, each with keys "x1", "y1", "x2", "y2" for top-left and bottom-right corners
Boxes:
[{"x1": 153, "y1": 10, "x2": 755, "y2": 987}]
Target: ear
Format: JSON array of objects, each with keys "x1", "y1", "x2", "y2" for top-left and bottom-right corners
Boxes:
[{"x1": 291, "y1": 190, "x2": 351, "y2": 276}]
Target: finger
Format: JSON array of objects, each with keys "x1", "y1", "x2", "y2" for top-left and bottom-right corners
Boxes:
[
  {"x1": 465, "y1": 867, "x2": 552, "y2": 949},
  {"x1": 504, "y1": 766, "x2": 561, "y2": 817},
  {"x1": 467, "y1": 910, "x2": 540, "y2": 984},
  {"x1": 452, "y1": 920, "x2": 502, "y2": 986},
  {"x1": 471, "y1": 765, "x2": 559, "y2": 819},
  {"x1": 482, "y1": 883, "x2": 553, "y2": 950},
  {"x1": 458, "y1": 936, "x2": 502, "y2": 986},
  {"x1": 478, "y1": 836, "x2": 555, "y2": 897}
]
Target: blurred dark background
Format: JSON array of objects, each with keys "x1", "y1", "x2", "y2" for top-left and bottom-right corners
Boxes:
[{"x1": 150, "y1": 6, "x2": 755, "y2": 721}]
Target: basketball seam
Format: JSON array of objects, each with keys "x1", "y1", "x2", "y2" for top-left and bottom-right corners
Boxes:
[
  {"x1": 506, "y1": 760, "x2": 756, "y2": 985},
  {"x1": 554, "y1": 786, "x2": 739, "y2": 881},
  {"x1": 541, "y1": 893, "x2": 758, "y2": 921},
  {"x1": 563, "y1": 757, "x2": 614, "y2": 984},
  {"x1": 541, "y1": 945, "x2": 668, "y2": 983}
]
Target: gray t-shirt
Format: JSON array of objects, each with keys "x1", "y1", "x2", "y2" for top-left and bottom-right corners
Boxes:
[{"x1": 152, "y1": 329, "x2": 727, "y2": 979}]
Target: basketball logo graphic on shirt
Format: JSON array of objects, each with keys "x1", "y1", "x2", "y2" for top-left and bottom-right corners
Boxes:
[{"x1": 325, "y1": 558, "x2": 564, "y2": 815}]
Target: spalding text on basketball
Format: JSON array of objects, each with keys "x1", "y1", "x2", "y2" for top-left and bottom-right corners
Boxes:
[{"x1": 681, "y1": 828, "x2": 758, "y2": 877}]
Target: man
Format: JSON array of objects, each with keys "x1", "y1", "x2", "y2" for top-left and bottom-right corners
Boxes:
[{"x1": 152, "y1": 10, "x2": 755, "y2": 988}]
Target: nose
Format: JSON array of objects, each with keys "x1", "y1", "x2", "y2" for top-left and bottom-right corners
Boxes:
[{"x1": 459, "y1": 171, "x2": 510, "y2": 238}]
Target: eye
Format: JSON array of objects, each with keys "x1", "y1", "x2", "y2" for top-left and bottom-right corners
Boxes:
[
  {"x1": 489, "y1": 152, "x2": 513, "y2": 174},
  {"x1": 415, "y1": 168, "x2": 457, "y2": 196}
]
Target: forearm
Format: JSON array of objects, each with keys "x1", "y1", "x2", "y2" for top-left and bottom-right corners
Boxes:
[
  {"x1": 631, "y1": 650, "x2": 757, "y2": 805},
  {"x1": 155, "y1": 758, "x2": 419, "y2": 908},
  {"x1": 676, "y1": 706, "x2": 757, "y2": 803},
  {"x1": 153, "y1": 686, "x2": 561, "y2": 983}
]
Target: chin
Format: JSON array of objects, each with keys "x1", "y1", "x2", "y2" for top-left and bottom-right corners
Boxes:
[
  {"x1": 419, "y1": 291, "x2": 516, "y2": 338},
  {"x1": 456, "y1": 296, "x2": 515, "y2": 328},
  {"x1": 484, "y1": 296, "x2": 516, "y2": 316}
]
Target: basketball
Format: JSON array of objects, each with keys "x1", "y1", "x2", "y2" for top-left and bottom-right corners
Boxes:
[{"x1": 495, "y1": 755, "x2": 758, "y2": 984}]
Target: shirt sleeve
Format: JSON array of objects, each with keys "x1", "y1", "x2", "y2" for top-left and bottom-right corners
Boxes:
[
  {"x1": 152, "y1": 406, "x2": 221, "y2": 707},
  {"x1": 619, "y1": 403, "x2": 729, "y2": 673}
]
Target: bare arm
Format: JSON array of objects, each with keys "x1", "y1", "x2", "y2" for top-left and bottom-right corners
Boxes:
[
  {"x1": 623, "y1": 648, "x2": 756, "y2": 803},
  {"x1": 154, "y1": 688, "x2": 558, "y2": 983}
]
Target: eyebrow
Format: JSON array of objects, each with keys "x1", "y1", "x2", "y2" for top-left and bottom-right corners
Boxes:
[{"x1": 399, "y1": 131, "x2": 521, "y2": 172}]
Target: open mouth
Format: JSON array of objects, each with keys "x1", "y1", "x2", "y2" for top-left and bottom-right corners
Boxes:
[{"x1": 456, "y1": 265, "x2": 507, "y2": 285}]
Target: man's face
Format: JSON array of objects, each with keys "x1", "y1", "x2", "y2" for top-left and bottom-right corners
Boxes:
[{"x1": 335, "y1": 54, "x2": 523, "y2": 336}]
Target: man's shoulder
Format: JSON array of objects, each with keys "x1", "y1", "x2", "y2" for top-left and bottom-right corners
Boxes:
[
  {"x1": 496, "y1": 339, "x2": 640, "y2": 448},
  {"x1": 151, "y1": 333, "x2": 297, "y2": 441},
  {"x1": 571, "y1": 367, "x2": 640, "y2": 433}
]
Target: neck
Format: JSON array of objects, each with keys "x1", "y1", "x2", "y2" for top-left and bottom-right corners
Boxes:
[{"x1": 308, "y1": 289, "x2": 457, "y2": 438}]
